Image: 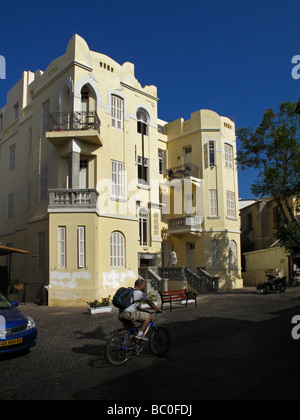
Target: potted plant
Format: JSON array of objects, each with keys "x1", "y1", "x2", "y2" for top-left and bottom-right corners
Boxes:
[
  {"x1": 86, "y1": 295, "x2": 112, "y2": 314},
  {"x1": 140, "y1": 293, "x2": 159, "y2": 309}
]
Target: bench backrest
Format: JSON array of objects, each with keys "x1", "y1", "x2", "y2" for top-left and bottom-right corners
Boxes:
[{"x1": 160, "y1": 289, "x2": 187, "y2": 299}]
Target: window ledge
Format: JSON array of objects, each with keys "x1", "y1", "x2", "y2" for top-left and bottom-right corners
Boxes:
[
  {"x1": 110, "y1": 196, "x2": 127, "y2": 202},
  {"x1": 137, "y1": 183, "x2": 151, "y2": 190}
]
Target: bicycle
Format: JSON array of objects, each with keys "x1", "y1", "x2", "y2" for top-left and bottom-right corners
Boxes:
[{"x1": 105, "y1": 311, "x2": 170, "y2": 366}]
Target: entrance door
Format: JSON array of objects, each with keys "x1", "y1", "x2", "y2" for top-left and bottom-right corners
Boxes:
[
  {"x1": 79, "y1": 160, "x2": 88, "y2": 189},
  {"x1": 186, "y1": 242, "x2": 195, "y2": 271},
  {"x1": 81, "y1": 90, "x2": 89, "y2": 125},
  {"x1": 183, "y1": 146, "x2": 192, "y2": 166}
]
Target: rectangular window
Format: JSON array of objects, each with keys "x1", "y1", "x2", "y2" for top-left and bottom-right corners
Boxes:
[
  {"x1": 0, "y1": 114, "x2": 3, "y2": 131},
  {"x1": 42, "y1": 100, "x2": 49, "y2": 134},
  {"x1": 209, "y1": 190, "x2": 218, "y2": 217},
  {"x1": 40, "y1": 164, "x2": 48, "y2": 200},
  {"x1": 158, "y1": 150, "x2": 163, "y2": 174},
  {"x1": 139, "y1": 211, "x2": 149, "y2": 246},
  {"x1": 209, "y1": 141, "x2": 215, "y2": 166},
  {"x1": 158, "y1": 149, "x2": 167, "y2": 175},
  {"x1": 77, "y1": 226, "x2": 86, "y2": 268},
  {"x1": 137, "y1": 121, "x2": 148, "y2": 136},
  {"x1": 111, "y1": 160, "x2": 125, "y2": 198},
  {"x1": 226, "y1": 191, "x2": 235, "y2": 218},
  {"x1": 111, "y1": 95, "x2": 124, "y2": 129},
  {"x1": 14, "y1": 103, "x2": 19, "y2": 120},
  {"x1": 8, "y1": 193, "x2": 14, "y2": 219},
  {"x1": 137, "y1": 156, "x2": 148, "y2": 185},
  {"x1": 58, "y1": 227, "x2": 66, "y2": 269},
  {"x1": 225, "y1": 144, "x2": 233, "y2": 169},
  {"x1": 9, "y1": 144, "x2": 16, "y2": 170}
]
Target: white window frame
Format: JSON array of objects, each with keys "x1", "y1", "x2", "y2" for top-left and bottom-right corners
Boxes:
[
  {"x1": 158, "y1": 149, "x2": 163, "y2": 175},
  {"x1": 226, "y1": 191, "x2": 235, "y2": 218},
  {"x1": 111, "y1": 160, "x2": 125, "y2": 198},
  {"x1": 110, "y1": 231, "x2": 125, "y2": 268},
  {"x1": 111, "y1": 95, "x2": 124, "y2": 130},
  {"x1": 139, "y1": 209, "x2": 149, "y2": 246},
  {"x1": 77, "y1": 226, "x2": 86, "y2": 268},
  {"x1": 137, "y1": 156, "x2": 149, "y2": 185},
  {"x1": 58, "y1": 227, "x2": 66, "y2": 269},
  {"x1": 225, "y1": 144, "x2": 233, "y2": 169},
  {"x1": 208, "y1": 141, "x2": 216, "y2": 166},
  {"x1": 209, "y1": 189, "x2": 218, "y2": 217}
]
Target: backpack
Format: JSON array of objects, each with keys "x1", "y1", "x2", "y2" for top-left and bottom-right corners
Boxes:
[{"x1": 112, "y1": 287, "x2": 135, "y2": 310}]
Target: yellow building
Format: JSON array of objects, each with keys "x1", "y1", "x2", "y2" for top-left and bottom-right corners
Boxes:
[{"x1": 0, "y1": 35, "x2": 242, "y2": 306}]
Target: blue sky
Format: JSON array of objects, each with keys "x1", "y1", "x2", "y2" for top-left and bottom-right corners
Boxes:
[{"x1": 0, "y1": 0, "x2": 299, "y2": 199}]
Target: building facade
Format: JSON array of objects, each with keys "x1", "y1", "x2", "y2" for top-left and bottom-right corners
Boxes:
[
  {"x1": 240, "y1": 198, "x2": 300, "y2": 285},
  {"x1": 0, "y1": 35, "x2": 242, "y2": 306}
]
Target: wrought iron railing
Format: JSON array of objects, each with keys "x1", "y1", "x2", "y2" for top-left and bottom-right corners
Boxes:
[
  {"x1": 47, "y1": 111, "x2": 100, "y2": 132},
  {"x1": 168, "y1": 163, "x2": 199, "y2": 179}
]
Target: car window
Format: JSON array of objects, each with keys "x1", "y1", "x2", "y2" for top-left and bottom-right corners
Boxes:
[{"x1": 0, "y1": 293, "x2": 13, "y2": 309}]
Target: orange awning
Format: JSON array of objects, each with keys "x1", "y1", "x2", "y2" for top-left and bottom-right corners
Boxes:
[{"x1": 0, "y1": 245, "x2": 29, "y2": 256}]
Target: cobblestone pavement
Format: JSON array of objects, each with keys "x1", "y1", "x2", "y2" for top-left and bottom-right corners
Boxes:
[{"x1": 1, "y1": 287, "x2": 300, "y2": 401}]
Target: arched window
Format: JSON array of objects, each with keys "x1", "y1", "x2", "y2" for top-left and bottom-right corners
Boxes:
[
  {"x1": 136, "y1": 107, "x2": 150, "y2": 135},
  {"x1": 211, "y1": 240, "x2": 220, "y2": 269},
  {"x1": 110, "y1": 231, "x2": 125, "y2": 268},
  {"x1": 139, "y1": 208, "x2": 149, "y2": 246},
  {"x1": 229, "y1": 240, "x2": 237, "y2": 269}
]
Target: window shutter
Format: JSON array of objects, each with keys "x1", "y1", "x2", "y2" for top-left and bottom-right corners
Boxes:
[{"x1": 78, "y1": 226, "x2": 86, "y2": 268}]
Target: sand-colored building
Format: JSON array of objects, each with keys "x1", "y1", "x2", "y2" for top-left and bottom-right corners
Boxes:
[{"x1": 0, "y1": 35, "x2": 242, "y2": 306}]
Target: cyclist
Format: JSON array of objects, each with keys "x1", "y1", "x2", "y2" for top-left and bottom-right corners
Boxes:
[{"x1": 118, "y1": 279, "x2": 162, "y2": 341}]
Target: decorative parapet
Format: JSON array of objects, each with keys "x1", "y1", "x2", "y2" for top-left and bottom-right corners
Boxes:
[{"x1": 48, "y1": 189, "x2": 99, "y2": 210}]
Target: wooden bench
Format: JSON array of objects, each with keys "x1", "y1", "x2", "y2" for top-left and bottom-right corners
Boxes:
[{"x1": 159, "y1": 289, "x2": 197, "y2": 311}]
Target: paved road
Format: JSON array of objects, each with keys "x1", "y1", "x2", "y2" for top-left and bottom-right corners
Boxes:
[{"x1": 1, "y1": 287, "x2": 300, "y2": 403}]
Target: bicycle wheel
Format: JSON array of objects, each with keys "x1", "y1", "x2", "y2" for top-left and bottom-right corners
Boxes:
[
  {"x1": 105, "y1": 332, "x2": 130, "y2": 366},
  {"x1": 149, "y1": 326, "x2": 170, "y2": 357}
]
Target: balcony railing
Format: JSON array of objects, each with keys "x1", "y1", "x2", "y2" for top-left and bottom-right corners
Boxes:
[
  {"x1": 47, "y1": 111, "x2": 100, "y2": 132},
  {"x1": 168, "y1": 163, "x2": 199, "y2": 179},
  {"x1": 168, "y1": 215, "x2": 203, "y2": 232},
  {"x1": 48, "y1": 189, "x2": 99, "y2": 210}
]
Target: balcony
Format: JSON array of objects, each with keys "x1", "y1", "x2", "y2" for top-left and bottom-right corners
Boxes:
[
  {"x1": 168, "y1": 163, "x2": 199, "y2": 179},
  {"x1": 46, "y1": 111, "x2": 102, "y2": 146},
  {"x1": 168, "y1": 215, "x2": 203, "y2": 234},
  {"x1": 48, "y1": 189, "x2": 99, "y2": 212}
]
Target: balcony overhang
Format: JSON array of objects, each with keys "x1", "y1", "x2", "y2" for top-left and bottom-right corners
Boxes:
[
  {"x1": 46, "y1": 111, "x2": 102, "y2": 147},
  {"x1": 167, "y1": 215, "x2": 203, "y2": 235},
  {"x1": 46, "y1": 129, "x2": 102, "y2": 146}
]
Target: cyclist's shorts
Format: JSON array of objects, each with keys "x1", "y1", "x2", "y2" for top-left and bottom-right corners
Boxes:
[{"x1": 119, "y1": 310, "x2": 149, "y2": 323}]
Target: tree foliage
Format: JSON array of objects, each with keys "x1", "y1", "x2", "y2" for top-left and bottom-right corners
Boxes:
[{"x1": 236, "y1": 102, "x2": 300, "y2": 255}]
